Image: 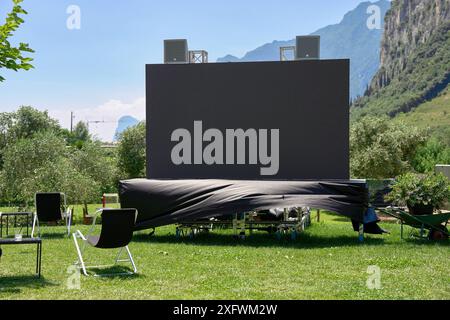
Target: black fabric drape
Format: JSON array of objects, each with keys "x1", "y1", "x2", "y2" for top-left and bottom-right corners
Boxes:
[{"x1": 119, "y1": 179, "x2": 368, "y2": 231}]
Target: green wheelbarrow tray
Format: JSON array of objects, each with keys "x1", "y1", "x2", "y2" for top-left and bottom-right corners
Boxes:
[{"x1": 379, "y1": 207, "x2": 450, "y2": 238}]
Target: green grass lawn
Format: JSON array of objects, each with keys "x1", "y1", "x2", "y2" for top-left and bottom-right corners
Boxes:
[{"x1": 0, "y1": 211, "x2": 448, "y2": 300}]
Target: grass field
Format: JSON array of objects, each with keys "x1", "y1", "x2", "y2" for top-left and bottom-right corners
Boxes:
[{"x1": 0, "y1": 210, "x2": 449, "y2": 300}]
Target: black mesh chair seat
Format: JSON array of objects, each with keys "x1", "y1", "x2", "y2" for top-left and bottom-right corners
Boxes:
[
  {"x1": 90, "y1": 209, "x2": 137, "y2": 249},
  {"x1": 72, "y1": 208, "x2": 138, "y2": 276},
  {"x1": 33, "y1": 192, "x2": 72, "y2": 238},
  {"x1": 35, "y1": 193, "x2": 63, "y2": 222}
]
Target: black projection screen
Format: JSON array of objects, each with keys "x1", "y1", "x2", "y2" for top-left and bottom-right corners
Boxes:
[{"x1": 146, "y1": 60, "x2": 349, "y2": 180}]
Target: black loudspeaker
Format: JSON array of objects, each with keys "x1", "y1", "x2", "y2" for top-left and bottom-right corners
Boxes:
[
  {"x1": 296, "y1": 36, "x2": 320, "y2": 60},
  {"x1": 164, "y1": 39, "x2": 188, "y2": 64}
]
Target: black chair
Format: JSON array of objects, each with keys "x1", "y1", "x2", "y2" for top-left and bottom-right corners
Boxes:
[
  {"x1": 72, "y1": 208, "x2": 138, "y2": 276},
  {"x1": 32, "y1": 192, "x2": 72, "y2": 237}
]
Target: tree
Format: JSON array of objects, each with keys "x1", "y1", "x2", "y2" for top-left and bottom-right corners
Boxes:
[
  {"x1": 0, "y1": 132, "x2": 111, "y2": 205},
  {"x1": 68, "y1": 141, "x2": 118, "y2": 214},
  {"x1": 350, "y1": 117, "x2": 427, "y2": 179},
  {"x1": 8, "y1": 106, "x2": 60, "y2": 140},
  {"x1": 0, "y1": 112, "x2": 14, "y2": 159},
  {"x1": 0, "y1": 131, "x2": 70, "y2": 203},
  {"x1": 64, "y1": 121, "x2": 91, "y2": 148},
  {"x1": 117, "y1": 122, "x2": 146, "y2": 178},
  {"x1": 0, "y1": 106, "x2": 61, "y2": 168},
  {"x1": 0, "y1": 108, "x2": 120, "y2": 206},
  {"x1": 0, "y1": 0, "x2": 34, "y2": 82},
  {"x1": 69, "y1": 140, "x2": 118, "y2": 194},
  {"x1": 412, "y1": 138, "x2": 450, "y2": 173}
]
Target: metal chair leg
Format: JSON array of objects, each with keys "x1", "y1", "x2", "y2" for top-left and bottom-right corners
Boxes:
[
  {"x1": 73, "y1": 232, "x2": 88, "y2": 276},
  {"x1": 67, "y1": 212, "x2": 72, "y2": 237},
  {"x1": 31, "y1": 214, "x2": 36, "y2": 238},
  {"x1": 125, "y1": 246, "x2": 137, "y2": 274},
  {"x1": 114, "y1": 247, "x2": 125, "y2": 264},
  {"x1": 31, "y1": 214, "x2": 40, "y2": 238}
]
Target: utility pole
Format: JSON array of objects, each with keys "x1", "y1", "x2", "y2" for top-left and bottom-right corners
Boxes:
[{"x1": 70, "y1": 111, "x2": 75, "y2": 133}]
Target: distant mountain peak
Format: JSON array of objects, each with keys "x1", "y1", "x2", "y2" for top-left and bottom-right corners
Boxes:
[
  {"x1": 217, "y1": 54, "x2": 240, "y2": 63},
  {"x1": 217, "y1": 0, "x2": 391, "y2": 99},
  {"x1": 114, "y1": 115, "x2": 139, "y2": 141}
]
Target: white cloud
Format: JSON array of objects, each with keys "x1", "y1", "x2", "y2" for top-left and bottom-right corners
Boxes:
[{"x1": 48, "y1": 97, "x2": 145, "y2": 142}]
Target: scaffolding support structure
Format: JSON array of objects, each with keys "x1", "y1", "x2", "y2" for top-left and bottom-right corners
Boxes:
[
  {"x1": 279, "y1": 46, "x2": 296, "y2": 61},
  {"x1": 189, "y1": 50, "x2": 209, "y2": 63}
]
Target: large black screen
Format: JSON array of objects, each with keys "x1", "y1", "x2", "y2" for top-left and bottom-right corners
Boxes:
[{"x1": 146, "y1": 60, "x2": 349, "y2": 180}]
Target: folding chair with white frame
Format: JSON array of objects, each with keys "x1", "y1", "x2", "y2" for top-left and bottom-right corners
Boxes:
[
  {"x1": 32, "y1": 192, "x2": 72, "y2": 238},
  {"x1": 72, "y1": 208, "x2": 138, "y2": 277}
]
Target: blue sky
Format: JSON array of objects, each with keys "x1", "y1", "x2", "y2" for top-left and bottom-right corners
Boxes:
[{"x1": 0, "y1": 0, "x2": 376, "y2": 140}]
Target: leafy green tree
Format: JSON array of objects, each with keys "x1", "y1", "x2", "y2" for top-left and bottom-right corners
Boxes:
[
  {"x1": 73, "y1": 121, "x2": 90, "y2": 141},
  {"x1": 0, "y1": 111, "x2": 14, "y2": 155},
  {"x1": 0, "y1": 132, "x2": 109, "y2": 205},
  {"x1": 350, "y1": 117, "x2": 427, "y2": 179},
  {"x1": 8, "y1": 106, "x2": 60, "y2": 140},
  {"x1": 0, "y1": 0, "x2": 34, "y2": 82},
  {"x1": 64, "y1": 121, "x2": 91, "y2": 148},
  {"x1": 0, "y1": 131, "x2": 69, "y2": 203},
  {"x1": 412, "y1": 138, "x2": 450, "y2": 173},
  {"x1": 117, "y1": 122, "x2": 146, "y2": 178},
  {"x1": 69, "y1": 140, "x2": 118, "y2": 195},
  {"x1": 68, "y1": 141, "x2": 119, "y2": 213},
  {"x1": 0, "y1": 108, "x2": 120, "y2": 206},
  {"x1": 0, "y1": 106, "x2": 61, "y2": 168}
]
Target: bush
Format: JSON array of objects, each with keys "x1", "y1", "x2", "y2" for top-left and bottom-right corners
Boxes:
[{"x1": 386, "y1": 172, "x2": 450, "y2": 209}]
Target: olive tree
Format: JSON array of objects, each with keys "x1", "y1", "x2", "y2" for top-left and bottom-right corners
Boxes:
[
  {"x1": 350, "y1": 117, "x2": 427, "y2": 179},
  {"x1": 0, "y1": 132, "x2": 103, "y2": 205},
  {"x1": 0, "y1": 106, "x2": 60, "y2": 168}
]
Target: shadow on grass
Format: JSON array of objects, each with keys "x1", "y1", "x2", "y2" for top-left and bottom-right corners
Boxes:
[
  {"x1": 132, "y1": 231, "x2": 387, "y2": 249},
  {"x1": 87, "y1": 266, "x2": 143, "y2": 279},
  {"x1": 402, "y1": 236, "x2": 450, "y2": 247},
  {"x1": 32, "y1": 232, "x2": 70, "y2": 239},
  {"x1": 0, "y1": 275, "x2": 55, "y2": 294}
]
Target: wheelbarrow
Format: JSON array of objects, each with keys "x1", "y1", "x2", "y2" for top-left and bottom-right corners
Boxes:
[{"x1": 378, "y1": 207, "x2": 450, "y2": 240}]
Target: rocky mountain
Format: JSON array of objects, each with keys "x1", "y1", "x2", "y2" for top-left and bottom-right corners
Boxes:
[
  {"x1": 114, "y1": 115, "x2": 139, "y2": 141},
  {"x1": 217, "y1": 0, "x2": 391, "y2": 99},
  {"x1": 352, "y1": 0, "x2": 450, "y2": 119}
]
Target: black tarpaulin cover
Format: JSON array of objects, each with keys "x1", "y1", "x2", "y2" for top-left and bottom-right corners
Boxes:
[{"x1": 119, "y1": 179, "x2": 369, "y2": 231}]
